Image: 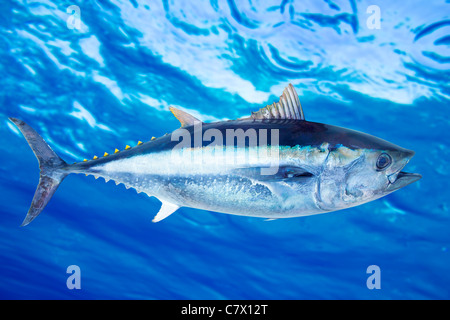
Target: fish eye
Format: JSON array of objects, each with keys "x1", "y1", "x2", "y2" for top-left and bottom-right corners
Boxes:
[{"x1": 376, "y1": 153, "x2": 392, "y2": 170}]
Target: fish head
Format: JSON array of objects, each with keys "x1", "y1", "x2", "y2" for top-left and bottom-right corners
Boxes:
[
  {"x1": 317, "y1": 128, "x2": 421, "y2": 211},
  {"x1": 343, "y1": 147, "x2": 421, "y2": 199}
]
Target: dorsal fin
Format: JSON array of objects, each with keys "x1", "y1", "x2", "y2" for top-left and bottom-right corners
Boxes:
[
  {"x1": 250, "y1": 84, "x2": 304, "y2": 120},
  {"x1": 169, "y1": 106, "x2": 201, "y2": 127}
]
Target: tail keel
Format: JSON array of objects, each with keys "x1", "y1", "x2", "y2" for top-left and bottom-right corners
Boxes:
[{"x1": 9, "y1": 118, "x2": 68, "y2": 226}]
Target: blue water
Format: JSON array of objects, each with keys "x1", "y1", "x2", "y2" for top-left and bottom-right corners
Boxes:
[{"x1": 1, "y1": 0, "x2": 449, "y2": 300}]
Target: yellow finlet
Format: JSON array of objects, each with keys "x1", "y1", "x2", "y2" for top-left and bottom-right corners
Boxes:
[
  {"x1": 93, "y1": 155, "x2": 98, "y2": 160},
  {"x1": 125, "y1": 145, "x2": 131, "y2": 150},
  {"x1": 83, "y1": 159, "x2": 87, "y2": 162},
  {"x1": 114, "y1": 148, "x2": 119, "y2": 153},
  {"x1": 137, "y1": 141, "x2": 143, "y2": 145},
  {"x1": 151, "y1": 137, "x2": 156, "y2": 140},
  {"x1": 104, "y1": 152, "x2": 109, "y2": 157}
]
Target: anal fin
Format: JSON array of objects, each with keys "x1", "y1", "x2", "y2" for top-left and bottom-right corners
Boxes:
[{"x1": 152, "y1": 200, "x2": 180, "y2": 223}]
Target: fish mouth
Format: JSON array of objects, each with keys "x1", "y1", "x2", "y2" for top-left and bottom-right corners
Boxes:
[{"x1": 386, "y1": 171, "x2": 422, "y2": 192}]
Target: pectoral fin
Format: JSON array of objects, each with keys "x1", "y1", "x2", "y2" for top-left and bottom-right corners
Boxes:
[
  {"x1": 232, "y1": 166, "x2": 314, "y2": 203},
  {"x1": 233, "y1": 166, "x2": 314, "y2": 182},
  {"x1": 152, "y1": 200, "x2": 180, "y2": 222},
  {"x1": 262, "y1": 181, "x2": 296, "y2": 201}
]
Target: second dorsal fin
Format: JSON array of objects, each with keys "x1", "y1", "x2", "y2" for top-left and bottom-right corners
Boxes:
[
  {"x1": 250, "y1": 84, "x2": 304, "y2": 120},
  {"x1": 169, "y1": 106, "x2": 201, "y2": 127}
]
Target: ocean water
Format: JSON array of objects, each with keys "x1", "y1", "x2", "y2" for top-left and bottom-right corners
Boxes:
[{"x1": 0, "y1": 0, "x2": 449, "y2": 300}]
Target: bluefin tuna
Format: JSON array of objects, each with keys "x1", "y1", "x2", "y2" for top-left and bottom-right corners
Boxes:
[{"x1": 10, "y1": 84, "x2": 421, "y2": 226}]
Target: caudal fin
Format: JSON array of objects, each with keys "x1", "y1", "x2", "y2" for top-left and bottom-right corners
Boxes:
[{"x1": 9, "y1": 118, "x2": 68, "y2": 226}]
